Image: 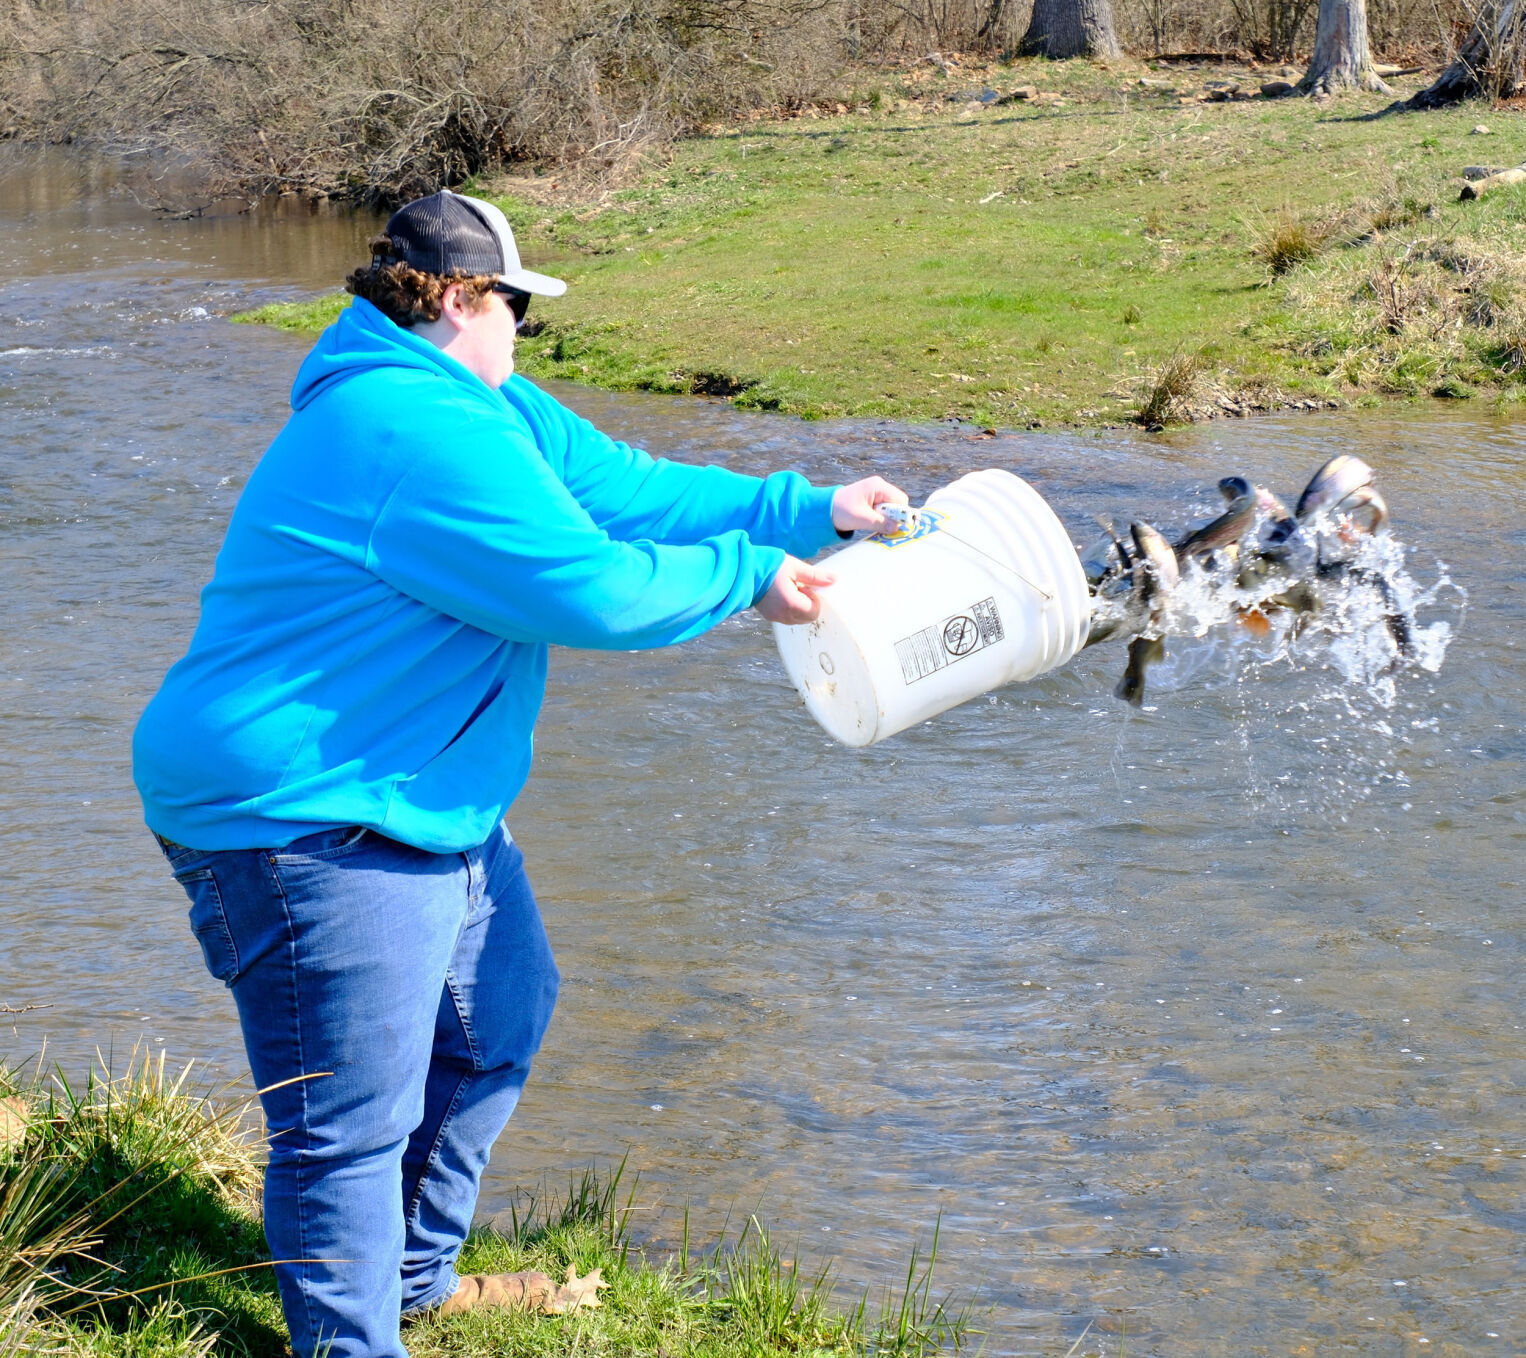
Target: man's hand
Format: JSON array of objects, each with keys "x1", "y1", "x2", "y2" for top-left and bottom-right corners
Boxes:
[
  {"x1": 755, "y1": 556, "x2": 835, "y2": 625},
  {"x1": 832, "y1": 476, "x2": 910, "y2": 535}
]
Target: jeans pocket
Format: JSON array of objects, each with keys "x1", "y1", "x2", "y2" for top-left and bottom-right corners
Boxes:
[
  {"x1": 177, "y1": 869, "x2": 241, "y2": 987},
  {"x1": 268, "y1": 825, "x2": 372, "y2": 864}
]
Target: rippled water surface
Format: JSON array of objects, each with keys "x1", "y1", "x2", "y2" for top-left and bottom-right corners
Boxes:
[{"x1": 2, "y1": 150, "x2": 1522, "y2": 1356}]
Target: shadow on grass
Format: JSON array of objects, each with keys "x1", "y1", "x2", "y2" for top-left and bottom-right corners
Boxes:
[{"x1": 58, "y1": 1153, "x2": 287, "y2": 1358}]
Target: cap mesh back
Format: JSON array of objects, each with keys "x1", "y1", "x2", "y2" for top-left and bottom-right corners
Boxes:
[{"x1": 382, "y1": 192, "x2": 505, "y2": 276}]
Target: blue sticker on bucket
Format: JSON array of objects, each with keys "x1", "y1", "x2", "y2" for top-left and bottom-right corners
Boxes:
[{"x1": 869, "y1": 508, "x2": 946, "y2": 549}]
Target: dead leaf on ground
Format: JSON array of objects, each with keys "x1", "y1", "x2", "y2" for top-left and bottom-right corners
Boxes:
[
  {"x1": 544, "y1": 1265, "x2": 609, "y2": 1314},
  {"x1": 0, "y1": 1094, "x2": 29, "y2": 1151}
]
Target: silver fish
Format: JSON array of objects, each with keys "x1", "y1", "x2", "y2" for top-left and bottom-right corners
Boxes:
[
  {"x1": 1248, "y1": 480, "x2": 1298, "y2": 553},
  {"x1": 1294, "y1": 456, "x2": 1391, "y2": 578},
  {"x1": 1308, "y1": 485, "x2": 1390, "y2": 570},
  {"x1": 1297, "y1": 461, "x2": 1409, "y2": 655},
  {"x1": 1130, "y1": 519, "x2": 1181, "y2": 596},
  {"x1": 1212, "y1": 476, "x2": 1303, "y2": 588},
  {"x1": 1117, "y1": 635, "x2": 1165, "y2": 704},
  {"x1": 1174, "y1": 486, "x2": 1257, "y2": 565},
  {"x1": 1077, "y1": 457, "x2": 1413, "y2": 704},
  {"x1": 1351, "y1": 565, "x2": 1415, "y2": 658},
  {"x1": 1082, "y1": 518, "x2": 1145, "y2": 646},
  {"x1": 1295, "y1": 454, "x2": 1375, "y2": 520},
  {"x1": 1114, "y1": 521, "x2": 1180, "y2": 706}
]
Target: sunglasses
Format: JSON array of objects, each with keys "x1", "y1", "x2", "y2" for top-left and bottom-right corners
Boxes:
[{"x1": 491, "y1": 282, "x2": 533, "y2": 331}]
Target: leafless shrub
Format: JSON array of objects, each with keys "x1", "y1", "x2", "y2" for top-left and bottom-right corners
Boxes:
[
  {"x1": 1361, "y1": 246, "x2": 1456, "y2": 334},
  {"x1": 1113, "y1": 0, "x2": 1449, "y2": 62},
  {"x1": 871, "y1": 0, "x2": 1028, "y2": 50},
  {"x1": 0, "y1": 0, "x2": 858, "y2": 204},
  {"x1": 1226, "y1": 0, "x2": 1314, "y2": 60},
  {"x1": 1369, "y1": 0, "x2": 1455, "y2": 60},
  {"x1": 1368, "y1": 256, "x2": 1414, "y2": 333}
]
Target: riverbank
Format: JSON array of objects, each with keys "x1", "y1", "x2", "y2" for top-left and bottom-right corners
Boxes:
[
  {"x1": 238, "y1": 57, "x2": 1526, "y2": 429},
  {"x1": 0, "y1": 1056, "x2": 970, "y2": 1357}
]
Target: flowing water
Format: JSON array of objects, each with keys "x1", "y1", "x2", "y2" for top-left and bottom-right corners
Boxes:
[{"x1": 1, "y1": 149, "x2": 1521, "y2": 1356}]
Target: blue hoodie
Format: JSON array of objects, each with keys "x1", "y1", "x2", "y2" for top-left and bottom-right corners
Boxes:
[{"x1": 133, "y1": 298, "x2": 840, "y2": 853}]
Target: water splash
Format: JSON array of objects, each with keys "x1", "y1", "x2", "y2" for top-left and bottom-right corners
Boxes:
[
  {"x1": 1159, "y1": 518, "x2": 1461, "y2": 816},
  {"x1": 1097, "y1": 506, "x2": 1462, "y2": 712}
]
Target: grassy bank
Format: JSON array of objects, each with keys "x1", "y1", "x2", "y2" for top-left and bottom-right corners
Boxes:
[
  {"x1": 0, "y1": 1055, "x2": 971, "y2": 1357},
  {"x1": 238, "y1": 57, "x2": 1526, "y2": 429}
]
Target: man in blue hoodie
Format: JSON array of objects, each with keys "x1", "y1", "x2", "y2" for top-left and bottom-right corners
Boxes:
[{"x1": 133, "y1": 190, "x2": 905, "y2": 1357}]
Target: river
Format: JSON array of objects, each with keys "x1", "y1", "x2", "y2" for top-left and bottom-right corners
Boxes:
[{"x1": 1, "y1": 149, "x2": 1520, "y2": 1357}]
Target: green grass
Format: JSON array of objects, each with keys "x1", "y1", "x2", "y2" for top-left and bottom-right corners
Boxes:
[
  {"x1": 1, "y1": 1057, "x2": 973, "y2": 1357},
  {"x1": 2, "y1": 1052, "x2": 284, "y2": 1358},
  {"x1": 236, "y1": 295, "x2": 349, "y2": 336},
  {"x1": 1274, "y1": 203, "x2": 1526, "y2": 399},
  {"x1": 234, "y1": 56, "x2": 1526, "y2": 428}
]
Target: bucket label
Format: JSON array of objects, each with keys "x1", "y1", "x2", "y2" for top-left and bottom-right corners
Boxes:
[
  {"x1": 895, "y1": 597, "x2": 1005, "y2": 685},
  {"x1": 869, "y1": 508, "x2": 946, "y2": 548}
]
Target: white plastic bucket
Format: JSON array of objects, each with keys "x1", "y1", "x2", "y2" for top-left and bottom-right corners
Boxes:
[{"x1": 774, "y1": 469, "x2": 1091, "y2": 747}]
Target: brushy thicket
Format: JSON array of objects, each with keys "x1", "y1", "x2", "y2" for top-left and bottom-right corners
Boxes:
[
  {"x1": 0, "y1": 0, "x2": 1473, "y2": 205},
  {"x1": 0, "y1": 0, "x2": 866, "y2": 203}
]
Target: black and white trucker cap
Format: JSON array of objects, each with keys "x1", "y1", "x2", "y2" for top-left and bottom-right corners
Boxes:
[{"x1": 380, "y1": 191, "x2": 566, "y2": 296}]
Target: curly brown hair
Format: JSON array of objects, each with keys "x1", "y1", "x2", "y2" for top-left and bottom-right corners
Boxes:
[{"x1": 345, "y1": 235, "x2": 497, "y2": 328}]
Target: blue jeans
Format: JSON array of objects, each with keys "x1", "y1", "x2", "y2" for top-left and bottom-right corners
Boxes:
[{"x1": 159, "y1": 823, "x2": 559, "y2": 1358}]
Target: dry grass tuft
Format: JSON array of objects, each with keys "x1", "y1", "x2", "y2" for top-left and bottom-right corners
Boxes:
[
  {"x1": 1364, "y1": 187, "x2": 1434, "y2": 235},
  {"x1": 2, "y1": 1124, "x2": 99, "y2": 1356},
  {"x1": 1248, "y1": 208, "x2": 1340, "y2": 276},
  {"x1": 1136, "y1": 347, "x2": 1203, "y2": 427},
  {"x1": 1, "y1": 1051, "x2": 276, "y2": 1356},
  {"x1": 32, "y1": 1049, "x2": 263, "y2": 1208}
]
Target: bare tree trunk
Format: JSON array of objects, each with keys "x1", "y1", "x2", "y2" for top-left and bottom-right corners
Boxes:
[
  {"x1": 976, "y1": 0, "x2": 1010, "y2": 47},
  {"x1": 1300, "y1": 0, "x2": 1392, "y2": 93},
  {"x1": 1020, "y1": 0, "x2": 1122, "y2": 57},
  {"x1": 1406, "y1": 0, "x2": 1524, "y2": 105}
]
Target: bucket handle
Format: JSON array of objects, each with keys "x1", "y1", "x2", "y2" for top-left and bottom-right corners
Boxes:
[{"x1": 880, "y1": 503, "x2": 1055, "y2": 603}]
